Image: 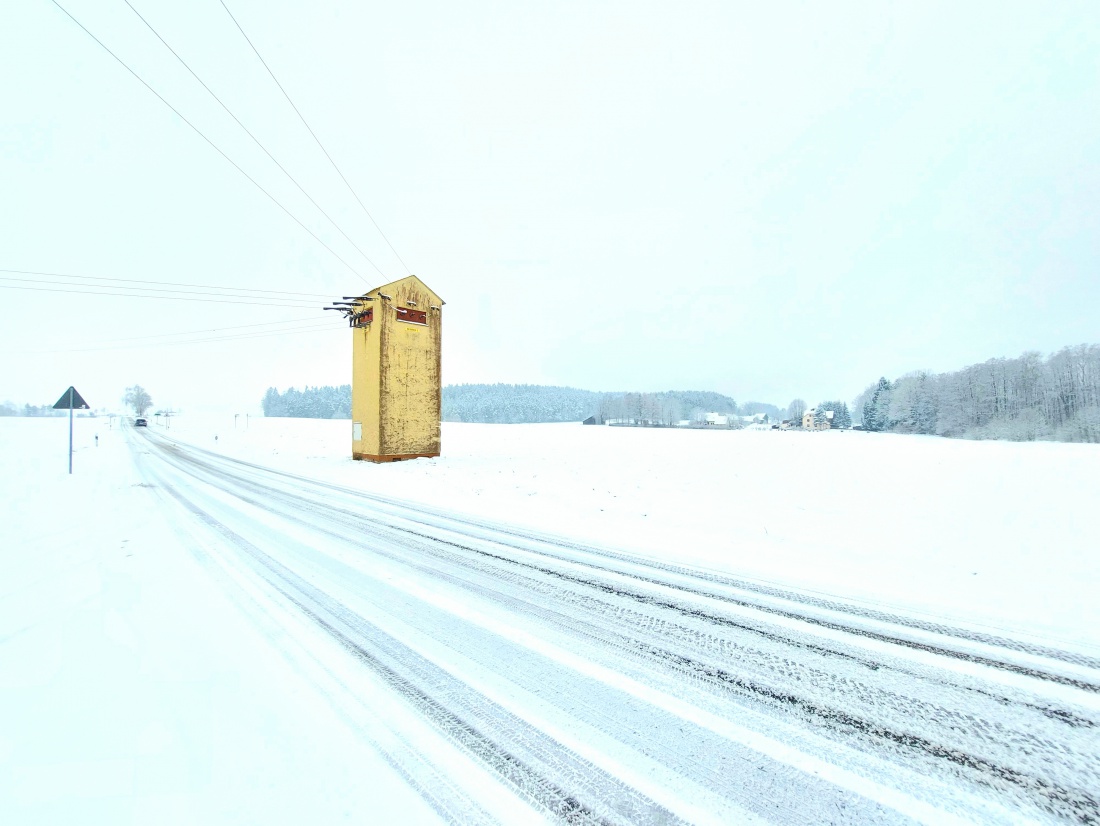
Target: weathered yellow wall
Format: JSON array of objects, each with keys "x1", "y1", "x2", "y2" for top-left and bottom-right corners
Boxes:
[
  {"x1": 350, "y1": 275, "x2": 442, "y2": 461},
  {"x1": 351, "y1": 321, "x2": 381, "y2": 456}
]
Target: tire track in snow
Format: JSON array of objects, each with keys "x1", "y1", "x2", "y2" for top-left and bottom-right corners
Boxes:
[
  {"x1": 137, "y1": 430, "x2": 1100, "y2": 824},
  {"x1": 244, "y1": 490, "x2": 1100, "y2": 822},
  {"x1": 145, "y1": 431, "x2": 1100, "y2": 682},
  {"x1": 140, "y1": 443, "x2": 695, "y2": 825},
  {"x1": 130, "y1": 436, "x2": 501, "y2": 825},
  {"x1": 154, "y1": 438, "x2": 1100, "y2": 727}
]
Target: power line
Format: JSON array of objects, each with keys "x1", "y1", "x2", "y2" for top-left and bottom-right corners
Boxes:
[
  {"x1": 0, "y1": 282, "x2": 320, "y2": 308},
  {"x1": 121, "y1": 0, "x2": 387, "y2": 280},
  {"x1": 47, "y1": 0, "x2": 370, "y2": 285},
  {"x1": 86, "y1": 321, "x2": 340, "y2": 348},
  {"x1": 219, "y1": 0, "x2": 411, "y2": 276},
  {"x1": 143, "y1": 319, "x2": 336, "y2": 343},
  {"x1": 133, "y1": 321, "x2": 338, "y2": 348},
  {"x1": 0, "y1": 274, "x2": 319, "y2": 305},
  {"x1": 0, "y1": 268, "x2": 335, "y2": 298},
  {"x1": 53, "y1": 315, "x2": 326, "y2": 345},
  {"x1": 15, "y1": 321, "x2": 342, "y2": 355}
]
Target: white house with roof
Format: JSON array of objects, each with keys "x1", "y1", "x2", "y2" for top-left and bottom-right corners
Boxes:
[{"x1": 802, "y1": 407, "x2": 833, "y2": 430}]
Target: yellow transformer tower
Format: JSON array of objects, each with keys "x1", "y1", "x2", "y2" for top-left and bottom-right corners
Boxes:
[{"x1": 334, "y1": 275, "x2": 443, "y2": 462}]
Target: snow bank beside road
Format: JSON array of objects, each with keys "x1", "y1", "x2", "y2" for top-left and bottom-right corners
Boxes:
[
  {"x1": 0, "y1": 418, "x2": 440, "y2": 825},
  {"x1": 152, "y1": 416, "x2": 1100, "y2": 651}
]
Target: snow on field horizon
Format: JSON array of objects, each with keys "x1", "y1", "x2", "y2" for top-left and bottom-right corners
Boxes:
[{"x1": 3, "y1": 416, "x2": 1099, "y2": 824}]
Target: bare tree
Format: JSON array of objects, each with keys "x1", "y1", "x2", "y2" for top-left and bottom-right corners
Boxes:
[
  {"x1": 786, "y1": 398, "x2": 807, "y2": 422},
  {"x1": 124, "y1": 385, "x2": 153, "y2": 417},
  {"x1": 887, "y1": 373, "x2": 936, "y2": 434},
  {"x1": 858, "y1": 344, "x2": 1100, "y2": 442}
]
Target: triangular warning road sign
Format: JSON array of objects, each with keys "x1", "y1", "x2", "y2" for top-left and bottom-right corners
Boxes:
[{"x1": 53, "y1": 386, "x2": 90, "y2": 410}]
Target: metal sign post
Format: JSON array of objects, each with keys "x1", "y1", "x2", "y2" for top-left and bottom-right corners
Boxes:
[{"x1": 52, "y1": 386, "x2": 90, "y2": 474}]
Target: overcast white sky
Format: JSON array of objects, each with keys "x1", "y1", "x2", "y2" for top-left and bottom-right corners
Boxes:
[{"x1": 3, "y1": 0, "x2": 1098, "y2": 415}]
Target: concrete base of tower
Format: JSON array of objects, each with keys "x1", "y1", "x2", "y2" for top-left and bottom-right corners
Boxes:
[{"x1": 352, "y1": 451, "x2": 440, "y2": 463}]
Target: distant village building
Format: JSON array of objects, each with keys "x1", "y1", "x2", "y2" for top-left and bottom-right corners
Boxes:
[
  {"x1": 582, "y1": 415, "x2": 598, "y2": 425},
  {"x1": 705, "y1": 413, "x2": 729, "y2": 426},
  {"x1": 803, "y1": 408, "x2": 833, "y2": 431}
]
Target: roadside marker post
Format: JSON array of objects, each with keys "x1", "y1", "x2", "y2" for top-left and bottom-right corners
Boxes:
[{"x1": 52, "y1": 386, "x2": 90, "y2": 475}]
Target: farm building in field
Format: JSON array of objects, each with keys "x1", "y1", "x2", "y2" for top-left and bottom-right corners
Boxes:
[
  {"x1": 342, "y1": 275, "x2": 443, "y2": 462},
  {"x1": 803, "y1": 408, "x2": 834, "y2": 431}
]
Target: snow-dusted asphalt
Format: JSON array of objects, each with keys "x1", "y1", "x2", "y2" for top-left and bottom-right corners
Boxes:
[{"x1": 128, "y1": 426, "x2": 1100, "y2": 825}]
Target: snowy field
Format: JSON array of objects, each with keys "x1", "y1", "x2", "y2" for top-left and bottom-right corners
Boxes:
[
  {"x1": 153, "y1": 415, "x2": 1097, "y2": 648},
  {"x1": 2, "y1": 415, "x2": 1098, "y2": 824}
]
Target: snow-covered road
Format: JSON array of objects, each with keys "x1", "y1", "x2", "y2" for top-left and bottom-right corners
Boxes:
[{"x1": 124, "y1": 425, "x2": 1100, "y2": 825}]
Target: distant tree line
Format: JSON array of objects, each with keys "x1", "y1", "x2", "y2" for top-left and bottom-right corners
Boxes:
[
  {"x1": 448, "y1": 385, "x2": 773, "y2": 425},
  {"x1": 0, "y1": 402, "x2": 66, "y2": 417},
  {"x1": 741, "y1": 401, "x2": 783, "y2": 419},
  {"x1": 260, "y1": 383, "x2": 780, "y2": 425},
  {"x1": 262, "y1": 385, "x2": 352, "y2": 419},
  {"x1": 854, "y1": 344, "x2": 1100, "y2": 443},
  {"x1": 444, "y1": 384, "x2": 598, "y2": 423},
  {"x1": 596, "y1": 390, "x2": 741, "y2": 426},
  {"x1": 261, "y1": 345, "x2": 1100, "y2": 442}
]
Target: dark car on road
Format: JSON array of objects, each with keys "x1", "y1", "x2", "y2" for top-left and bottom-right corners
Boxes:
[{"x1": 135, "y1": 417, "x2": 148, "y2": 427}]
